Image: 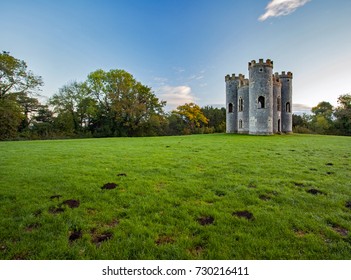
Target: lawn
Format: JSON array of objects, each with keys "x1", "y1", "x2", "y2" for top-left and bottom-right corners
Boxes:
[{"x1": 0, "y1": 133, "x2": 350, "y2": 259}]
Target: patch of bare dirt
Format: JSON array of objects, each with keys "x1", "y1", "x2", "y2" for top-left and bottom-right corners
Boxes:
[
  {"x1": 92, "y1": 231, "x2": 113, "y2": 246},
  {"x1": 188, "y1": 245, "x2": 204, "y2": 256},
  {"x1": 62, "y1": 199, "x2": 80, "y2": 208},
  {"x1": 49, "y1": 206, "x2": 65, "y2": 214},
  {"x1": 307, "y1": 189, "x2": 324, "y2": 195},
  {"x1": 33, "y1": 209, "x2": 42, "y2": 217},
  {"x1": 259, "y1": 194, "x2": 271, "y2": 201},
  {"x1": 293, "y1": 228, "x2": 307, "y2": 237},
  {"x1": 101, "y1": 183, "x2": 118, "y2": 190},
  {"x1": 233, "y1": 210, "x2": 254, "y2": 220},
  {"x1": 69, "y1": 230, "x2": 82, "y2": 242},
  {"x1": 155, "y1": 235, "x2": 174, "y2": 245},
  {"x1": 331, "y1": 224, "x2": 348, "y2": 237},
  {"x1": 25, "y1": 223, "x2": 41, "y2": 232},
  {"x1": 197, "y1": 216, "x2": 214, "y2": 226},
  {"x1": 215, "y1": 190, "x2": 226, "y2": 197},
  {"x1": 309, "y1": 168, "x2": 318, "y2": 171}
]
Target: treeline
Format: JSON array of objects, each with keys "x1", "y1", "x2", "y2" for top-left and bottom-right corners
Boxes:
[
  {"x1": 292, "y1": 97, "x2": 351, "y2": 136},
  {"x1": 0, "y1": 52, "x2": 225, "y2": 140},
  {"x1": 1, "y1": 52, "x2": 350, "y2": 140}
]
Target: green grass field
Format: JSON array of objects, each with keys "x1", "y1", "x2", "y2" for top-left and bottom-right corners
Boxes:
[{"x1": 0, "y1": 134, "x2": 350, "y2": 260}]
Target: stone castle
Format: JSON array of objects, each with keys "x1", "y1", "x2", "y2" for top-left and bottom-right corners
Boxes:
[{"x1": 225, "y1": 59, "x2": 292, "y2": 135}]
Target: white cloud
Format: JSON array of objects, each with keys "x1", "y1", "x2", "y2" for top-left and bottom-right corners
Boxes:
[
  {"x1": 157, "y1": 85, "x2": 196, "y2": 109},
  {"x1": 292, "y1": 103, "x2": 312, "y2": 115},
  {"x1": 259, "y1": 0, "x2": 311, "y2": 21}
]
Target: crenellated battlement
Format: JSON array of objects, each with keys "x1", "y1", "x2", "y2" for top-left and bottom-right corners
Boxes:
[
  {"x1": 279, "y1": 71, "x2": 293, "y2": 79},
  {"x1": 248, "y1": 58, "x2": 273, "y2": 69},
  {"x1": 225, "y1": 73, "x2": 244, "y2": 82},
  {"x1": 239, "y1": 78, "x2": 249, "y2": 87}
]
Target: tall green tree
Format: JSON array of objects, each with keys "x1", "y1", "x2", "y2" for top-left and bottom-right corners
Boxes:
[
  {"x1": 201, "y1": 106, "x2": 226, "y2": 132},
  {"x1": 334, "y1": 94, "x2": 351, "y2": 135},
  {"x1": 86, "y1": 69, "x2": 166, "y2": 136},
  {"x1": 0, "y1": 52, "x2": 43, "y2": 139},
  {"x1": 310, "y1": 101, "x2": 334, "y2": 134},
  {"x1": 49, "y1": 81, "x2": 97, "y2": 134},
  {"x1": 0, "y1": 51, "x2": 43, "y2": 99}
]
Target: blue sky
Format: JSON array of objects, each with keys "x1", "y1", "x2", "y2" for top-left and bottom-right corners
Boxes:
[{"x1": 1, "y1": 0, "x2": 351, "y2": 112}]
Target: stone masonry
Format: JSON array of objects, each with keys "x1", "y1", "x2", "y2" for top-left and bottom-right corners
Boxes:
[{"x1": 225, "y1": 59, "x2": 293, "y2": 135}]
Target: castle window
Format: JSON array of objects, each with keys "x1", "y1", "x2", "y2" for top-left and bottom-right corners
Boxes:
[
  {"x1": 238, "y1": 97, "x2": 243, "y2": 112},
  {"x1": 286, "y1": 102, "x2": 291, "y2": 113},
  {"x1": 259, "y1": 68, "x2": 263, "y2": 72},
  {"x1": 277, "y1": 97, "x2": 281, "y2": 111},
  {"x1": 258, "y1": 96, "x2": 265, "y2": 109},
  {"x1": 239, "y1": 119, "x2": 243, "y2": 129},
  {"x1": 228, "y1": 103, "x2": 233, "y2": 113}
]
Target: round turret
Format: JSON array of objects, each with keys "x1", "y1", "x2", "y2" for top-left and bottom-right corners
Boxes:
[
  {"x1": 225, "y1": 74, "x2": 240, "y2": 133},
  {"x1": 248, "y1": 59, "x2": 274, "y2": 135},
  {"x1": 237, "y1": 78, "x2": 249, "y2": 134},
  {"x1": 279, "y1": 71, "x2": 293, "y2": 133},
  {"x1": 273, "y1": 73, "x2": 282, "y2": 133}
]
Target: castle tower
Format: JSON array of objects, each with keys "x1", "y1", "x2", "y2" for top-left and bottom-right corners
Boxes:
[
  {"x1": 237, "y1": 76, "x2": 249, "y2": 134},
  {"x1": 280, "y1": 71, "x2": 293, "y2": 133},
  {"x1": 248, "y1": 59, "x2": 274, "y2": 135},
  {"x1": 225, "y1": 74, "x2": 239, "y2": 133},
  {"x1": 273, "y1": 73, "x2": 282, "y2": 133}
]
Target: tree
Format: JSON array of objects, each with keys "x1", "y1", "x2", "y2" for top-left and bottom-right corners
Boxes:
[
  {"x1": 201, "y1": 106, "x2": 226, "y2": 132},
  {"x1": 0, "y1": 51, "x2": 43, "y2": 99},
  {"x1": 334, "y1": 94, "x2": 351, "y2": 135},
  {"x1": 311, "y1": 101, "x2": 333, "y2": 121},
  {"x1": 0, "y1": 52, "x2": 43, "y2": 139},
  {"x1": 0, "y1": 99, "x2": 23, "y2": 140},
  {"x1": 310, "y1": 101, "x2": 334, "y2": 134},
  {"x1": 17, "y1": 94, "x2": 41, "y2": 130},
  {"x1": 49, "y1": 81, "x2": 97, "y2": 135},
  {"x1": 86, "y1": 69, "x2": 166, "y2": 136},
  {"x1": 172, "y1": 103, "x2": 208, "y2": 133}
]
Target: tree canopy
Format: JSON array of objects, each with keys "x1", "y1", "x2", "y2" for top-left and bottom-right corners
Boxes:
[{"x1": 0, "y1": 51, "x2": 43, "y2": 99}]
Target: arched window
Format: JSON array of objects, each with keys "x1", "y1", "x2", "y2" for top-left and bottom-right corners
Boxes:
[
  {"x1": 239, "y1": 119, "x2": 243, "y2": 129},
  {"x1": 277, "y1": 97, "x2": 281, "y2": 111},
  {"x1": 228, "y1": 103, "x2": 233, "y2": 113},
  {"x1": 238, "y1": 97, "x2": 243, "y2": 112},
  {"x1": 258, "y1": 96, "x2": 265, "y2": 109},
  {"x1": 286, "y1": 102, "x2": 291, "y2": 113}
]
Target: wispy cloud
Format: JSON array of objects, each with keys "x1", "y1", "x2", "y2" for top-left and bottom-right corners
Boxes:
[
  {"x1": 153, "y1": 76, "x2": 168, "y2": 86},
  {"x1": 188, "y1": 74, "x2": 204, "y2": 81},
  {"x1": 292, "y1": 103, "x2": 312, "y2": 115},
  {"x1": 259, "y1": 0, "x2": 311, "y2": 21},
  {"x1": 157, "y1": 85, "x2": 196, "y2": 109}
]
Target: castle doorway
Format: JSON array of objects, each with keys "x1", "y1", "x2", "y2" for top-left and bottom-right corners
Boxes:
[{"x1": 278, "y1": 119, "x2": 281, "y2": 132}]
